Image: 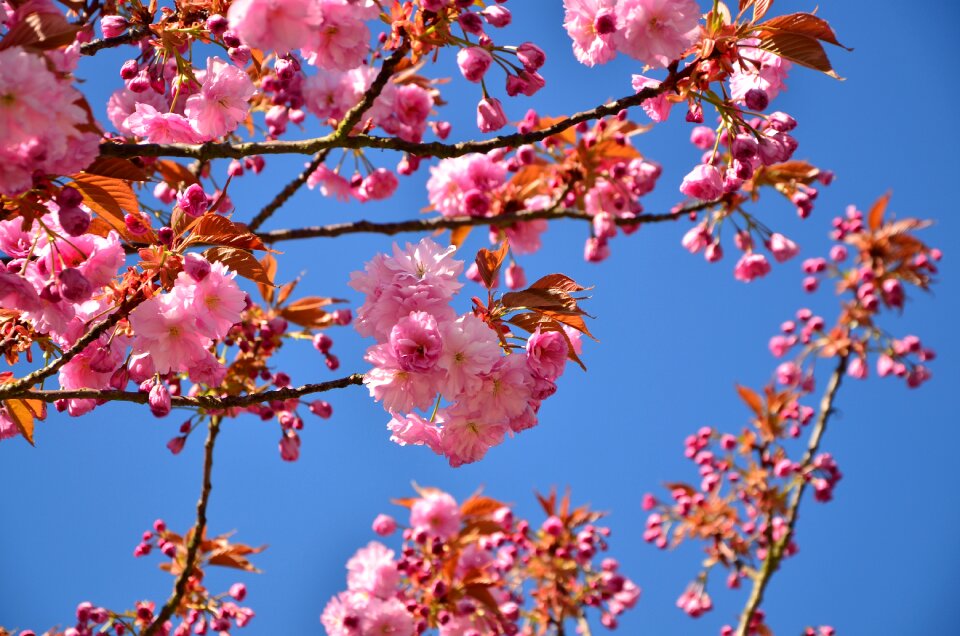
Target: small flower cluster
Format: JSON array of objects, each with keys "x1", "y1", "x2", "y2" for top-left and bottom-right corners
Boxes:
[
  {"x1": 350, "y1": 238, "x2": 587, "y2": 466},
  {"x1": 322, "y1": 488, "x2": 640, "y2": 635},
  {"x1": 643, "y1": 198, "x2": 938, "y2": 626}
]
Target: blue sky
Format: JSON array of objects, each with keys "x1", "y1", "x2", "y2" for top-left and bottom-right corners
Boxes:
[{"x1": 2, "y1": 1, "x2": 959, "y2": 634}]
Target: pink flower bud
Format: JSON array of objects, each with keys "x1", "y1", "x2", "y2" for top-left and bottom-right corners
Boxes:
[
  {"x1": 183, "y1": 253, "x2": 211, "y2": 282},
  {"x1": 542, "y1": 515, "x2": 564, "y2": 536},
  {"x1": 178, "y1": 183, "x2": 209, "y2": 217},
  {"x1": 59, "y1": 268, "x2": 92, "y2": 302},
  {"x1": 744, "y1": 88, "x2": 769, "y2": 111},
  {"x1": 679, "y1": 164, "x2": 723, "y2": 201},
  {"x1": 279, "y1": 430, "x2": 300, "y2": 461},
  {"x1": 308, "y1": 400, "x2": 332, "y2": 419},
  {"x1": 481, "y1": 5, "x2": 511, "y2": 27},
  {"x1": 372, "y1": 514, "x2": 398, "y2": 536},
  {"x1": 149, "y1": 383, "x2": 172, "y2": 418},
  {"x1": 733, "y1": 253, "x2": 771, "y2": 283},
  {"x1": 477, "y1": 97, "x2": 508, "y2": 133},
  {"x1": 516, "y1": 42, "x2": 546, "y2": 72},
  {"x1": 229, "y1": 583, "x2": 247, "y2": 602},
  {"x1": 689, "y1": 126, "x2": 716, "y2": 150},
  {"x1": 58, "y1": 205, "x2": 91, "y2": 237},
  {"x1": 768, "y1": 233, "x2": 800, "y2": 263},
  {"x1": 100, "y1": 15, "x2": 128, "y2": 39},
  {"x1": 505, "y1": 262, "x2": 526, "y2": 290},
  {"x1": 456, "y1": 47, "x2": 493, "y2": 83}
]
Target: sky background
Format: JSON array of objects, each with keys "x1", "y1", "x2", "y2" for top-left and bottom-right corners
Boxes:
[{"x1": 2, "y1": 1, "x2": 959, "y2": 634}]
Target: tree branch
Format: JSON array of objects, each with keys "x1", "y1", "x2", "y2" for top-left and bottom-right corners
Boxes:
[
  {"x1": 259, "y1": 200, "x2": 714, "y2": 244},
  {"x1": 17, "y1": 374, "x2": 365, "y2": 408},
  {"x1": 79, "y1": 25, "x2": 149, "y2": 56},
  {"x1": 144, "y1": 415, "x2": 222, "y2": 636},
  {"x1": 0, "y1": 295, "x2": 145, "y2": 401},
  {"x1": 734, "y1": 355, "x2": 849, "y2": 636},
  {"x1": 246, "y1": 42, "x2": 411, "y2": 231},
  {"x1": 97, "y1": 66, "x2": 693, "y2": 162}
]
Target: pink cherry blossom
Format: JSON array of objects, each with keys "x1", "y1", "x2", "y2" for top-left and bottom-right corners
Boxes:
[
  {"x1": 389, "y1": 311, "x2": 443, "y2": 373},
  {"x1": 123, "y1": 103, "x2": 204, "y2": 144},
  {"x1": 346, "y1": 541, "x2": 400, "y2": 599},
  {"x1": 227, "y1": 0, "x2": 322, "y2": 54},
  {"x1": 563, "y1": 0, "x2": 618, "y2": 67},
  {"x1": 439, "y1": 406, "x2": 510, "y2": 467},
  {"x1": 614, "y1": 0, "x2": 701, "y2": 68},
  {"x1": 437, "y1": 314, "x2": 502, "y2": 399},
  {"x1": 410, "y1": 491, "x2": 461, "y2": 540},
  {"x1": 526, "y1": 328, "x2": 570, "y2": 381},
  {"x1": 185, "y1": 57, "x2": 256, "y2": 140},
  {"x1": 387, "y1": 412, "x2": 443, "y2": 453},
  {"x1": 631, "y1": 75, "x2": 672, "y2": 122}
]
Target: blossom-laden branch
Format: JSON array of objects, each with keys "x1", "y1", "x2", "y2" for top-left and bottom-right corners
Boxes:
[
  {"x1": 79, "y1": 25, "x2": 150, "y2": 56},
  {"x1": 734, "y1": 355, "x2": 848, "y2": 636},
  {"x1": 144, "y1": 415, "x2": 222, "y2": 636},
  {"x1": 13, "y1": 374, "x2": 364, "y2": 409},
  {"x1": 0, "y1": 294, "x2": 145, "y2": 401},
  {"x1": 259, "y1": 200, "x2": 714, "y2": 244},
  {"x1": 98, "y1": 68, "x2": 692, "y2": 162},
  {"x1": 246, "y1": 41, "x2": 411, "y2": 231}
]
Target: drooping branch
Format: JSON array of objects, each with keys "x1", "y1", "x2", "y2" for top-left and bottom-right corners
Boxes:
[
  {"x1": 259, "y1": 200, "x2": 715, "y2": 244},
  {"x1": 247, "y1": 42, "x2": 411, "y2": 231},
  {"x1": 144, "y1": 415, "x2": 222, "y2": 636},
  {"x1": 0, "y1": 295, "x2": 146, "y2": 401},
  {"x1": 17, "y1": 374, "x2": 365, "y2": 408},
  {"x1": 79, "y1": 25, "x2": 149, "y2": 56},
  {"x1": 734, "y1": 355, "x2": 849, "y2": 636},
  {"x1": 97, "y1": 65, "x2": 693, "y2": 162}
]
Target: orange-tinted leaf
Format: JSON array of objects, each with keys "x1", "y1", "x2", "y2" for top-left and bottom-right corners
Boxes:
[
  {"x1": 736, "y1": 384, "x2": 764, "y2": 417},
  {"x1": 868, "y1": 192, "x2": 891, "y2": 232},
  {"x1": 756, "y1": 12, "x2": 849, "y2": 49},
  {"x1": 0, "y1": 11, "x2": 80, "y2": 51},
  {"x1": 68, "y1": 173, "x2": 153, "y2": 242},
  {"x1": 258, "y1": 254, "x2": 278, "y2": 303},
  {"x1": 203, "y1": 247, "x2": 274, "y2": 286},
  {"x1": 190, "y1": 214, "x2": 267, "y2": 251},
  {"x1": 83, "y1": 157, "x2": 147, "y2": 182},
  {"x1": 501, "y1": 288, "x2": 583, "y2": 312},
  {"x1": 279, "y1": 296, "x2": 346, "y2": 329},
  {"x1": 450, "y1": 225, "x2": 472, "y2": 248},
  {"x1": 529, "y1": 274, "x2": 588, "y2": 293},
  {"x1": 758, "y1": 32, "x2": 839, "y2": 78},
  {"x1": 463, "y1": 584, "x2": 503, "y2": 617},
  {"x1": 390, "y1": 497, "x2": 419, "y2": 509},
  {"x1": 5, "y1": 399, "x2": 35, "y2": 445},
  {"x1": 156, "y1": 160, "x2": 200, "y2": 187},
  {"x1": 460, "y1": 496, "x2": 505, "y2": 518},
  {"x1": 474, "y1": 242, "x2": 508, "y2": 290}
]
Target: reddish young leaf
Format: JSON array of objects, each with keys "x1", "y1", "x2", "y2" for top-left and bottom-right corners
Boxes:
[
  {"x1": 258, "y1": 254, "x2": 279, "y2": 304},
  {"x1": 156, "y1": 160, "x2": 200, "y2": 188},
  {"x1": 279, "y1": 296, "x2": 346, "y2": 329},
  {"x1": 190, "y1": 214, "x2": 267, "y2": 251},
  {"x1": 0, "y1": 11, "x2": 80, "y2": 51},
  {"x1": 736, "y1": 384, "x2": 765, "y2": 417},
  {"x1": 460, "y1": 495, "x2": 506, "y2": 518},
  {"x1": 474, "y1": 242, "x2": 509, "y2": 290},
  {"x1": 83, "y1": 157, "x2": 148, "y2": 182},
  {"x1": 757, "y1": 32, "x2": 840, "y2": 78},
  {"x1": 203, "y1": 247, "x2": 274, "y2": 286},
  {"x1": 529, "y1": 273, "x2": 588, "y2": 293},
  {"x1": 5, "y1": 399, "x2": 36, "y2": 445},
  {"x1": 450, "y1": 225, "x2": 472, "y2": 248},
  {"x1": 756, "y1": 12, "x2": 850, "y2": 49},
  {"x1": 868, "y1": 192, "x2": 891, "y2": 232}
]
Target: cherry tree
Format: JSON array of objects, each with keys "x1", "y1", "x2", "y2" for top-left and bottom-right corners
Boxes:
[{"x1": 0, "y1": 1, "x2": 941, "y2": 635}]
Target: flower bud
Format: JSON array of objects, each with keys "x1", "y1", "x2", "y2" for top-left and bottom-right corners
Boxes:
[
  {"x1": 477, "y1": 97, "x2": 508, "y2": 133},
  {"x1": 58, "y1": 205, "x2": 91, "y2": 237}
]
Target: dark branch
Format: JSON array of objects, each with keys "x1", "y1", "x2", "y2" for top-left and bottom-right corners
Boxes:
[
  {"x1": 18, "y1": 374, "x2": 365, "y2": 408},
  {"x1": 144, "y1": 415, "x2": 222, "y2": 636},
  {"x1": 258, "y1": 200, "x2": 714, "y2": 244},
  {"x1": 97, "y1": 65, "x2": 693, "y2": 162},
  {"x1": 79, "y1": 25, "x2": 149, "y2": 56}
]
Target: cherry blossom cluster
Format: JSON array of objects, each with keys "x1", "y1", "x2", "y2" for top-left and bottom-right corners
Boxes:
[
  {"x1": 351, "y1": 238, "x2": 585, "y2": 466},
  {"x1": 322, "y1": 488, "x2": 640, "y2": 635},
  {"x1": 642, "y1": 197, "x2": 939, "y2": 631}
]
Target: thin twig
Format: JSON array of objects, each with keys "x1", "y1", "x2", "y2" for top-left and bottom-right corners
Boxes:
[
  {"x1": 734, "y1": 355, "x2": 849, "y2": 636},
  {"x1": 144, "y1": 415, "x2": 222, "y2": 636},
  {"x1": 97, "y1": 65, "x2": 694, "y2": 162},
  {"x1": 259, "y1": 200, "x2": 715, "y2": 244},
  {"x1": 16, "y1": 374, "x2": 365, "y2": 408},
  {"x1": 79, "y1": 25, "x2": 149, "y2": 56},
  {"x1": 246, "y1": 42, "x2": 411, "y2": 231}
]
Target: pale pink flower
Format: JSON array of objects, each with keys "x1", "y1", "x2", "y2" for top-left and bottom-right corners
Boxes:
[
  {"x1": 387, "y1": 412, "x2": 442, "y2": 453},
  {"x1": 128, "y1": 296, "x2": 212, "y2": 374},
  {"x1": 185, "y1": 57, "x2": 256, "y2": 139},
  {"x1": 346, "y1": 541, "x2": 400, "y2": 599},
  {"x1": 356, "y1": 168, "x2": 398, "y2": 201},
  {"x1": 176, "y1": 262, "x2": 246, "y2": 339},
  {"x1": 733, "y1": 253, "x2": 772, "y2": 282},
  {"x1": 729, "y1": 39, "x2": 791, "y2": 104},
  {"x1": 437, "y1": 314, "x2": 502, "y2": 399},
  {"x1": 390, "y1": 311, "x2": 443, "y2": 372},
  {"x1": 227, "y1": 0, "x2": 322, "y2": 54},
  {"x1": 563, "y1": 0, "x2": 618, "y2": 67},
  {"x1": 499, "y1": 219, "x2": 548, "y2": 255},
  {"x1": 106, "y1": 88, "x2": 168, "y2": 135},
  {"x1": 363, "y1": 343, "x2": 439, "y2": 413},
  {"x1": 631, "y1": 75, "x2": 672, "y2": 122},
  {"x1": 526, "y1": 328, "x2": 569, "y2": 381},
  {"x1": 307, "y1": 164, "x2": 354, "y2": 201},
  {"x1": 439, "y1": 406, "x2": 509, "y2": 467},
  {"x1": 466, "y1": 355, "x2": 533, "y2": 420},
  {"x1": 123, "y1": 104, "x2": 203, "y2": 144},
  {"x1": 302, "y1": 1, "x2": 370, "y2": 71},
  {"x1": 359, "y1": 598, "x2": 414, "y2": 636},
  {"x1": 370, "y1": 83, "x2": 434, "y2": 143},
  {"x1": 321, "y1": 591, "x2": 365, "y2": 636},
  {"x1": 0, "y1": 47, "x2": 98, "y2": 195},
  {"x1": 679, "y1": 164, "x2": 723, "y2": 201},
  {"x1": 410, "y1": 491, "x2": 461, "y2": 540},
  {"x1": 427, "y1": 154, "x2": 506, "y2": 218},
  {"x1": 614, "y1": 0, "x2": 701, "y2": 68}
]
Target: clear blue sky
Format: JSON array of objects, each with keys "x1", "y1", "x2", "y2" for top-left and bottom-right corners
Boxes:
[{"x1": 2, "y1": 1, "x2": 958, "y2": 634}]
